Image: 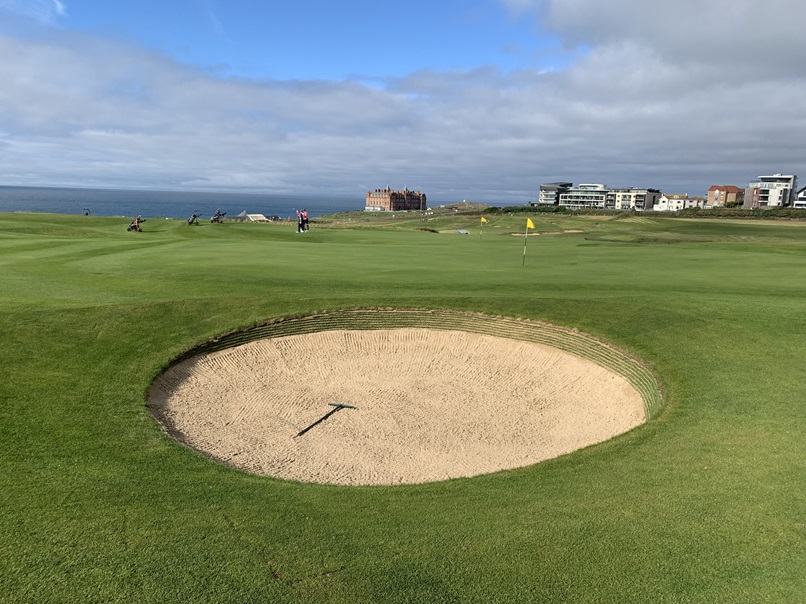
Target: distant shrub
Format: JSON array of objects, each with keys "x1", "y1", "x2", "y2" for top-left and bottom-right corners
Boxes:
[
  {"x1": 501, "y1": 205, "x2": 570, "y2": 214},
  {"x1": 500, "y1": 205, "x2": 634, "y2": 216}
]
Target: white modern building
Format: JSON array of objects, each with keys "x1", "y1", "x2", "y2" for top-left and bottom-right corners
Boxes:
[
  {"x1": 558, "y1": 184, "x2": 609, "y2": 209},
  {"x1": 744, "y1": 174, "x2": 798, "y2": 208},
  {"x1": 610, "y1": 188, "x2": 661, "y2": 211},
  {"x1": 551, "y1": 183, "x2": 661, "y2": 211}
]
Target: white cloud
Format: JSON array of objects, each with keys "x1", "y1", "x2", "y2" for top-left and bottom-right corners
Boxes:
[
  {"x1": 0, "y1": 0, "x2": 66, "y2": 22},
  {"x1": 507, "y1": 0, "x2": 806, "y2": 75}
]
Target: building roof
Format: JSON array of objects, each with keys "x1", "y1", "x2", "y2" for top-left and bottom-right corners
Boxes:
[
  {"x1": 234, "y1": 211, "x2": 269, "y2": 222},
  {"x1": 755, "y1": 174, "x2": 796, "y2": 182},
  {"x1": 539, "y1": 182, "x2": 573, "y2": 189},
  {"x1": 708, "y1": 185, "x2": 742, "y2": 192}
]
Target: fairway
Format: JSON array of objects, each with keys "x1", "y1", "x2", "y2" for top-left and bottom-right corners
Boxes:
[{"x1": 1, "y1": 212, "x2": 805, "y2": 602}]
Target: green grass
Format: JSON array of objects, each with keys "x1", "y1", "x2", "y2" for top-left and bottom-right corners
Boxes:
[{"x1": 1, "y1": 211, "x2": 805, "y2": 603}]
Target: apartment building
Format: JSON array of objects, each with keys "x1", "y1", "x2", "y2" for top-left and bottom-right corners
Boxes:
[
  {"x1": 610, "y1": 188, "x2": 661, "y2": 211},
  {"x1": 744, "y1": 174, "x2": 798, "y2": 209},
  {"x1": 558, "y1": 184, "x2": 609, "y2": 209},
  {"x1": 708, "y1": 185, "x2": 744, "y2": 207},
  {"x1": 545, "y1": 183, "x2": 661, "y2": 211},
  {"x1": 537, "y1": 182, "x2": 572, "y2": 205}
]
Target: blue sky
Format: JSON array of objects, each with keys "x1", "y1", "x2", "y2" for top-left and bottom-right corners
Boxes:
[
  {"x1": 36, "y1": 0, "x2": 568, "y2": 80},
  {"x1": 1, "y1": 0, "x2": 805, "y2": 201}
]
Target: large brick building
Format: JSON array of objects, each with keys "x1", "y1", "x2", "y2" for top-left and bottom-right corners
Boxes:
[
  {"x1": 365, "y1": 187, "x2": 427, "y2": 212},
  {"x1": 707, "y1": 185, "x2": 744, "y2": 207}
]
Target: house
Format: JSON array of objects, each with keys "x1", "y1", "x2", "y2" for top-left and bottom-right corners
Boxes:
[
  {"x1": 654, "y1": 193, "x2": 689, "y2": 212},
  {"x1": 794, "y1": 187, "x2": 806, "y2": 210}
]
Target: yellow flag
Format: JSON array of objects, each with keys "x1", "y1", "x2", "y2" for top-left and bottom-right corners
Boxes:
[
  {"x1": 526, "y1": 218, "x2": 535, "y2": 229},
  {"x1": 481, "y1": 216, "x2": 488, "y2": 223}
]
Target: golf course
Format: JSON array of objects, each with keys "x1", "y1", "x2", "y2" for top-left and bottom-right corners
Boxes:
[{"x1": 1, "y1": 209, "x2": 804, "y2": 602}]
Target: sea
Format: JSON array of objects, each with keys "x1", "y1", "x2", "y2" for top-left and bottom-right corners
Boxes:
[{"x1": 0, "y1": 186, "x2": 361, "y2": 220}]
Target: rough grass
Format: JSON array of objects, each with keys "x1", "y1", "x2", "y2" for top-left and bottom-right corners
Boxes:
[{"x1": 1, "y1": 211, "x2": 805, "y2": 603}]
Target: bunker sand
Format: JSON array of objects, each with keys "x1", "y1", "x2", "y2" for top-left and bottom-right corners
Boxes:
[{"x1": 149, "y1": 329, "x2": 645, "y2": 485}]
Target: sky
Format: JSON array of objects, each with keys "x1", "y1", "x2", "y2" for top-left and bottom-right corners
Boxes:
[{"x1": 1, "y1": 0, "x2": 805, "y2": 202}]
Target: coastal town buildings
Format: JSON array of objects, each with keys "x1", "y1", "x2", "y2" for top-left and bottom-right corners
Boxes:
[
  {"x1": 365, "y1": 187, "x2": 427, "y2": 212},
  {"x1": 534, "y1": 172, "x2": 805, "y2": 212},
  {"x1": 744, "y1": 174, "x2": 798, "y2": 209},
  {"x1": 708, "y1": 185, "x2": 744, "y2": 207}
]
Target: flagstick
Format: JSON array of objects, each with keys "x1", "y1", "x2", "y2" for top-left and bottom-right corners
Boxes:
[
  {"x1": 522, "y1": 222, "x2": 528, "y2": 266},
  {"x1": 480, "y1": 219, "x2": 483, "y2": 240}
]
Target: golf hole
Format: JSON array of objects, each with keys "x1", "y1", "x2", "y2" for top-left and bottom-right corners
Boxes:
[{"x1": 148, "y1": 310, "x2": 661, "y2": 485}]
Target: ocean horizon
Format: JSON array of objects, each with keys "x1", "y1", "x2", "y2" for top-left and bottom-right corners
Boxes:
[{"x1": 0, "y1": 186, "x2": 363, "y2": 220}]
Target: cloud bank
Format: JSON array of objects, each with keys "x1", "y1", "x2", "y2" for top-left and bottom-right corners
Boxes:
[{"x1": 1, "y1": 0, "x2": 805, "y2": 201}]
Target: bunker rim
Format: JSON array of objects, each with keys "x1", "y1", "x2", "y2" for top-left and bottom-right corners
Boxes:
[{"x1": 147, "y1": 308, "x2": 664, "y2": 485}]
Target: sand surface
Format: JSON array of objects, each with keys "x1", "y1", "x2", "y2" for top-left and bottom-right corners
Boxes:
[{"x1": 149, "y1": 329, "x2": 645, "y2": 485}]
